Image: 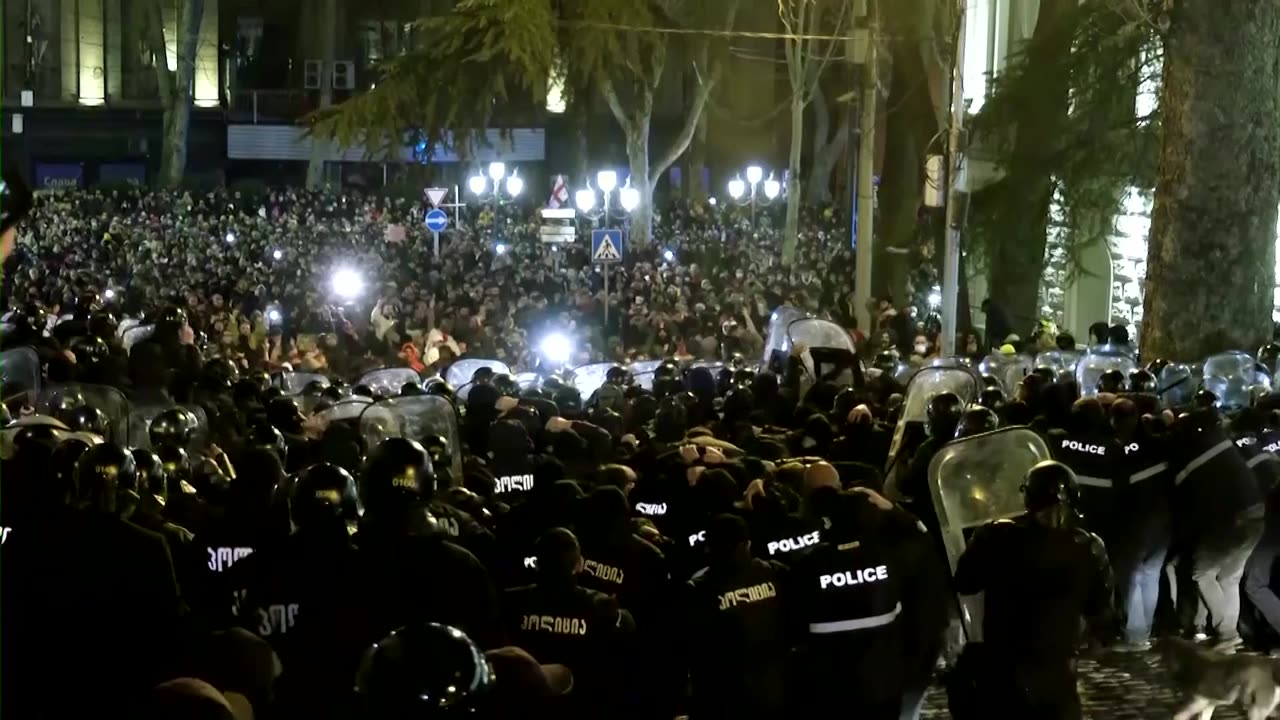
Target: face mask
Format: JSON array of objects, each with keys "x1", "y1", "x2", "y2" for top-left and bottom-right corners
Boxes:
[{"x1": 914, "y1": 343, "x2": 928, "y2": 355}]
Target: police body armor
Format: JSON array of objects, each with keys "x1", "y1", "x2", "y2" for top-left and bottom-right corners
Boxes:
[
  {"x1": 1049, "y1": 430, "x2": 1124, "y2": 540},
  {"x1": 790, "y1": 536, "x2": 905, "y2": 705},
  {"x1": 686, "y1": 558, "x2": 788, "y2": 717}
]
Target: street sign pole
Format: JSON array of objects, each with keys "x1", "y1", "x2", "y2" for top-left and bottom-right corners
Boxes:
[
  {"x1": 591, "y1": 228, "x2": 624, "y2": 337},
  {"x1": 433, "y1": 231, "x2": 440, "y2": 258}
]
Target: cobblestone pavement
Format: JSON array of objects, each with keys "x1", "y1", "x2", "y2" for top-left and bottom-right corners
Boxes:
[{"x1": 920, "y1": 648, "x2": 1253, "y2": 719}]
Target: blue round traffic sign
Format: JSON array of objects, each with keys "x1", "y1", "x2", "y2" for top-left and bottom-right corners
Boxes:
[{"x1": 425, "y1": 208, "x2": 449, "y2": 233}]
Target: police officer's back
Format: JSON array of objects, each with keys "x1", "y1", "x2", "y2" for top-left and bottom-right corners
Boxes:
[
  {"x1": 684, "y1": 514, "x2": 789, "y2": 719},
  {"x1": 787, "y1": 490, "x2": 938, "y2": 719},
  {"x1": 503, "y1": 527, "x2": 633, "y2": 718},
  {"x1": 954, "y1": 461, "x2": 1112, "y2": 719},
  {"x1": 355, "y1": 438, "x2": 502, "y2": 650},
  {"x1": 1047, "y1": 398, "x2": 1125, "y2": 542},
  {"x1": 235, "y1": 463, "x2": 366, "y2": 718}
]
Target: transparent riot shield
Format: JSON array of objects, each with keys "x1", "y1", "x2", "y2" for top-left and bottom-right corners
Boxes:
[
  {"x1": 127, "y1": 403, "x2": 209, "y2": 451},
  {"x1": 0, "y1": 347, "x2": 41, "y2": 402},
  {"x1": 1159, "y1": 363, "x2": 1197, "y2": 408},
  {"x1": 884, "y1": 367, "x2": 980, "y2": 482},
  {"x1": 37, "y1": 383, "x2": 131, "y2": 443},
  {"x1": 122, "y1": 325, "x2": 155, "y2": 352},
  {"x1": 357, "y1": 368, "x2": 423, "y2": 397},
  {"x1": 358, "y1": 396, "x2": 462, "y2": 482},
  {"x1": 977, "y1": 353, "x2": 1033, "y2": 396},
  {"x1": 571, "y1": 363, "x2": 615, "y2": 401},
  {"x1": 629, "y1": 360, "x2": 662, "y2": 391},
  {"x1": 1202, "y1": 351, "x2": 1255, "y2": 410},
  {"x1": 515, "y1": 372, "x2": 540, "y2": 390},
  {"x1": 788, "y1": 318, "x2": 860, "y2": 388},
  {"x1": 762, "y1": 306, "x2": 813, "y2": 369},
  {"x1": 1075, "y1": 347, "x2": 1138, "y2": 398},
  {"x1": 1, "y1": 415, "x2": 71, "y2": 460},
  {"x1": 316, "y1": 398, "x2": 374, "y2": 425},
  {"x1": 1035, "y1": 349, "x2": 1081, "y2": 377},
  {"x1": 117, "y1": 318, "x2": 142, "y2": 338},
  {"x1": 275, "y1": 371, "x2": 329, "y2": 395},
  {"x1": 445, "y1": 359, "x2": 512, "y2": 389},
  {"x1": 929, "y1": 427, "x2": 1052, "y2": 639}
]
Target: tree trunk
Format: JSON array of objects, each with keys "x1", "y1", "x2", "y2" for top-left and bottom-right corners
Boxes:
[
  {"x1": 987, "y1": 0, "x2": 1075, "y2": 334},
  {"x1": 626, "y1": 119, "x2": 654, "y2": 248},
  {"x1": 806, "y1": 86, "x2": 848, "y2": 205},
  {"x1": 875, "y1": 38, "x2": 932, "y2": 302},
  {"x1": 306, "y1": 0, "x2": 338, "y2": 189},
  {"x1": 1140, "y1": 0, "x2": 1280, "y2": 360},
  {"x1": 782, "y1": 93, "x2": 804, "y2": 266},
  {"x1": 686, "y1": 110, "x2": 708, "y2": 201},
  {"x1": 157, "y1": 0, "x2": 203, "y2": 187}
]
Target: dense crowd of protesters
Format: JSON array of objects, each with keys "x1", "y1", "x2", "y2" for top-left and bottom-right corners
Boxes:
[{"x1": 0, "y1": 187, "x2": 910, "y2": 375}]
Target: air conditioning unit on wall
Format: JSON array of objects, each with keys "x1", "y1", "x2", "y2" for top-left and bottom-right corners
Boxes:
[
  {"x1": 304, "y1": 60, "x2": 323, "y2": 89},
  {"x1": 332, "y1": 61, "x2": 355, "y2": 90}
]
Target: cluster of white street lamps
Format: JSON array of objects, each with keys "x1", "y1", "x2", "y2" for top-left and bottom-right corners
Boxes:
[
  {"x1": 575, "y1": 170, "x2": 641, "y2": 220},
  {"x1": 727, "y1": 165, "x2": 783, "y2": 221},
  {"x1": 467, "y1": 162, "x2": 523, "y2": 201}
]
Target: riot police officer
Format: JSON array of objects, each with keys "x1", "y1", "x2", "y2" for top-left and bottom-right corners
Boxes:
[
  {"x1": 787, "y1": 491, "x2": 947, "y2": 720},
  {"x1": 1047, "y1": 398, "x2": 1125, "y2": 545},
  {"x1": 356, "y1": 437, "x2": 501, "y2": 649},
  {"x1": 898, "y1": 392, "x2": 964, "y2": 532},
  {"x1": 684, "y1": 513, "x2": 789, "y2": 719},
  {"x1": 355, "y1": 624, "x2": 497, "y2": 718},
  {"x1": 234, "y1": 463, "x2": 366, "y2": 718},
  {"x1": 954, "y1": 461, "x2": 1112, "y2": 719},
  {"x1": 502, "y1": 527, "x2": 633, "y2": 719}
]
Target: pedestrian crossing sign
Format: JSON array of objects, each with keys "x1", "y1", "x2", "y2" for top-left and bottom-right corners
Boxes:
[{"x1": 592, "y1": 229, "x2": 624, "y2": 263}]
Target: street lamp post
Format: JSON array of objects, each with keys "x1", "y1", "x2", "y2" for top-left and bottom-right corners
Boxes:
[
  {"x1": 726, "y1": 164, "x2": 783, "y2": 223},
  {"x1": 575, "y1": 169, "x2": 642, "y2": 329},
  {"x1": 467, "y1": 161, "x2": 523, "y2": 241}
]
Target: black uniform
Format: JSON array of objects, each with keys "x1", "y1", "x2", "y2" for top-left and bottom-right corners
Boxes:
[
  {"x1": 685, "y1": 558, "x2": 790, "y2": 719},
  {"x1": 954, "y1": 516, "x2": 1111, "y2": 720},
  {"x1": 1048, "y1": 429, "x2": 1125, "y2": 543},
  {"x1": 503, "y1": 579, "x2": 633, "y2": 718}
]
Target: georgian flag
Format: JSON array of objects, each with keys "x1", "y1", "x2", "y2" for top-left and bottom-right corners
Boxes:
[{"x1": 548, "y1": 174, "x2": 569, "y2": 208}]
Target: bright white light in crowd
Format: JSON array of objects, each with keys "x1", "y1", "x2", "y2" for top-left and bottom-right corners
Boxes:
[
  {"x1": 496, "y1": 243, "x2": 507, "y2": 255},
  {"x1": 225, "y1": 232, "x2": 235, "y2": 244},
  {"x1": 575, "y1": 189, "x2": 596, "y2": 212},
  {"x1": 272, "y1": 249, "x2": 283, "y2": 260},
  {"x1": 709, "y1": 197, "x2": 717, "y2": 206},
  {"x1": 268, "y1": 309, "x2": 282, "y2": 322},
  {"x1": 763, "y1": 178, "x2": 781, "y2": 200},
  {"x1": 468, "y1": 174, "x2": 488, "y2": 195},
  {"x1": 487, "y1": 161, "x2": 506, "y2": 181},
  {"x1": 663, "y1": 249, "x2": 675, "y2": 263},
  {"x1": 505, "y1": 173, "x2": 524, "y2": 197},
  {"x1": 331, "y1": 268, "x2": 365, "y2": 300},
  {"x1": 596, "y1": 170, "x2": 618, "y2": 193},
  {"x1": 727, "y1": 177, "x2": 746, "y2": 200},
  {"x1": 540, "y1": 333, "x2": 573, "y2": 366},
  {"x1": 104, "y1": 289, "x2": 116, "y2": 300},
  {"x1": 928, "y1": 287, "x2": 942, "y2": 308},
  {"x1": 746, "y1": 165, "x2": 764, "y2": 185},
  {"x1": 619, "y1": 185, "x2": 641, "y2": 212}
]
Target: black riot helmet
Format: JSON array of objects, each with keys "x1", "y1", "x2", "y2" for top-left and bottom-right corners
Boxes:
[
  {"x1": 48, "y1": 437, "x2": 92, "y2": 508},
  {"x1": 872, "y1": 351, "x2": 899, "y2": 376},
  {"x1": 149, "y1": 408, "x2": 198, "y2": 448},
  {"x1": 1260, "y1": 343, "x2": 1280, "y2": 375},
  {"x1": 1128, "y1": 369, "x2": 1157, "y2": 394},
  {"x1": 12, "y1": 302, "x2": 47, "y2": 338},
  {"x1": 976, "y1": 386, "x2": 1006, "y2": 413},
  {"x1": 1147, "y1": 358, "x2": 1170, "y2": 377},
  {"x1": 87, "y1": 312, "x2": 119, "y2": 341},
  {"x1": 422, "y1": 434, "x2": 453, "y2": 472},
  {"x1": 1096, "y1": 369, "x2": 1125, "y2": 394},
  {"x1": 59, "y1": 405, "x2": 109, "y2": 437},
  {"x1": 48, "y1": 390, "x2": 87, "y2": 416},
  {"x1": 355, "y1": 624, "x2": 495, "y2": 718},
  {"x1": 470, "y1": 367, "x2": 496, "y2": 385},
  {"x1": 360, "y1": 437, "x2": 436, "y2": 511},
  {"x1": 731, "y1": 368, "x2": 755, "y2": 389},
  {"x1": 728, "y1": 352, "x2": 749, "y2": 371},
  {"x1": 1193, "y1": 388, "x2": 1219, "y2": 410},
  {"x1": 832, "y1": 387, "x2": 860, "y2": 420},
  {"x1": 722, "y1": 387, "x2": 754, "y2": 419},
  {"x1": 605, "y1": 366, "x2": 630, "y2": 386},
  {"x1": 69, "y1": 335, "x2": 108, "y2": 366},
  {"x1": 400, "y1": 381, "x2": 425, "y2": 397},
  {"x1": 352, "y1": 384, "x2": 375, "y2": 399},
  {"x1": 248, "y1": 420, "x2": 287, "y2": 461},
  {"x1": 267, "y1": 396, "x2": 306, "y2": 434},
  {"x1": 155, "y1": 305, "x2": 188, "y2": 328},
  {"x1": 301, "y1": 379, "x2": 329, "y2": 396},
  {"x1": 292, "y1": 463, "x2": 360, "y2": 532},
  {"x1": 13, "y1": 423, "x2": 62, "y2": 457},
  {"x1": 653, "y1": 377, "x2": 684, "y2": 401},
  {"x1": 131, "y1": 448, "x2": 166, "y2": 497},
  {"x1": 653, "y1": 395, "x2": 689, "y2": 442},
  {"x1": 74, "y1": 443, "x2": 136, "y2": 515},
  {"x1": 925, "y1": 392, "x2": 965, "y2": 440},
  {"x1": 552, "y1": 386, "x2": 582, "y2": 416},
  {"x1": 980, "y1": 373, "x2": 1002, "y2": 390},
  {"x1": 1021, "y1": 460, "x2": 1080, "y2": 520},
  {"x1": 955, "y1": 406, "x2": 999, "y2": 439},
  {"x1": 1032, "y1": 366, "x2": 1057, "y2": 383},
  {"x1": 424, "y1": 379, "x2": 455, "y2": 401},
  {"x1": 155, "y1": 443, "x2": 193, "y2": 496},
  {"x1": 203, "y1": 358, "x2": 239, "y2": 389},
  {"x1": 654, "y1": 360, "x2": 681, "y2": 383},
  {"x1": 492, "y1": 374, "x2": 520, "y2": 398}
]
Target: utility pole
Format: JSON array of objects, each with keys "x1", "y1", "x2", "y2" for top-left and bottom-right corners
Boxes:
[
  {"x1": 852, "y1": 2, "x2": 877, "y2": 337},
  {"x1": 305, "y1": 0, "x2": 337, "y2": 189},
  {"x1": 940, "y1": 4, "x2": 968, "y2": 356}
]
